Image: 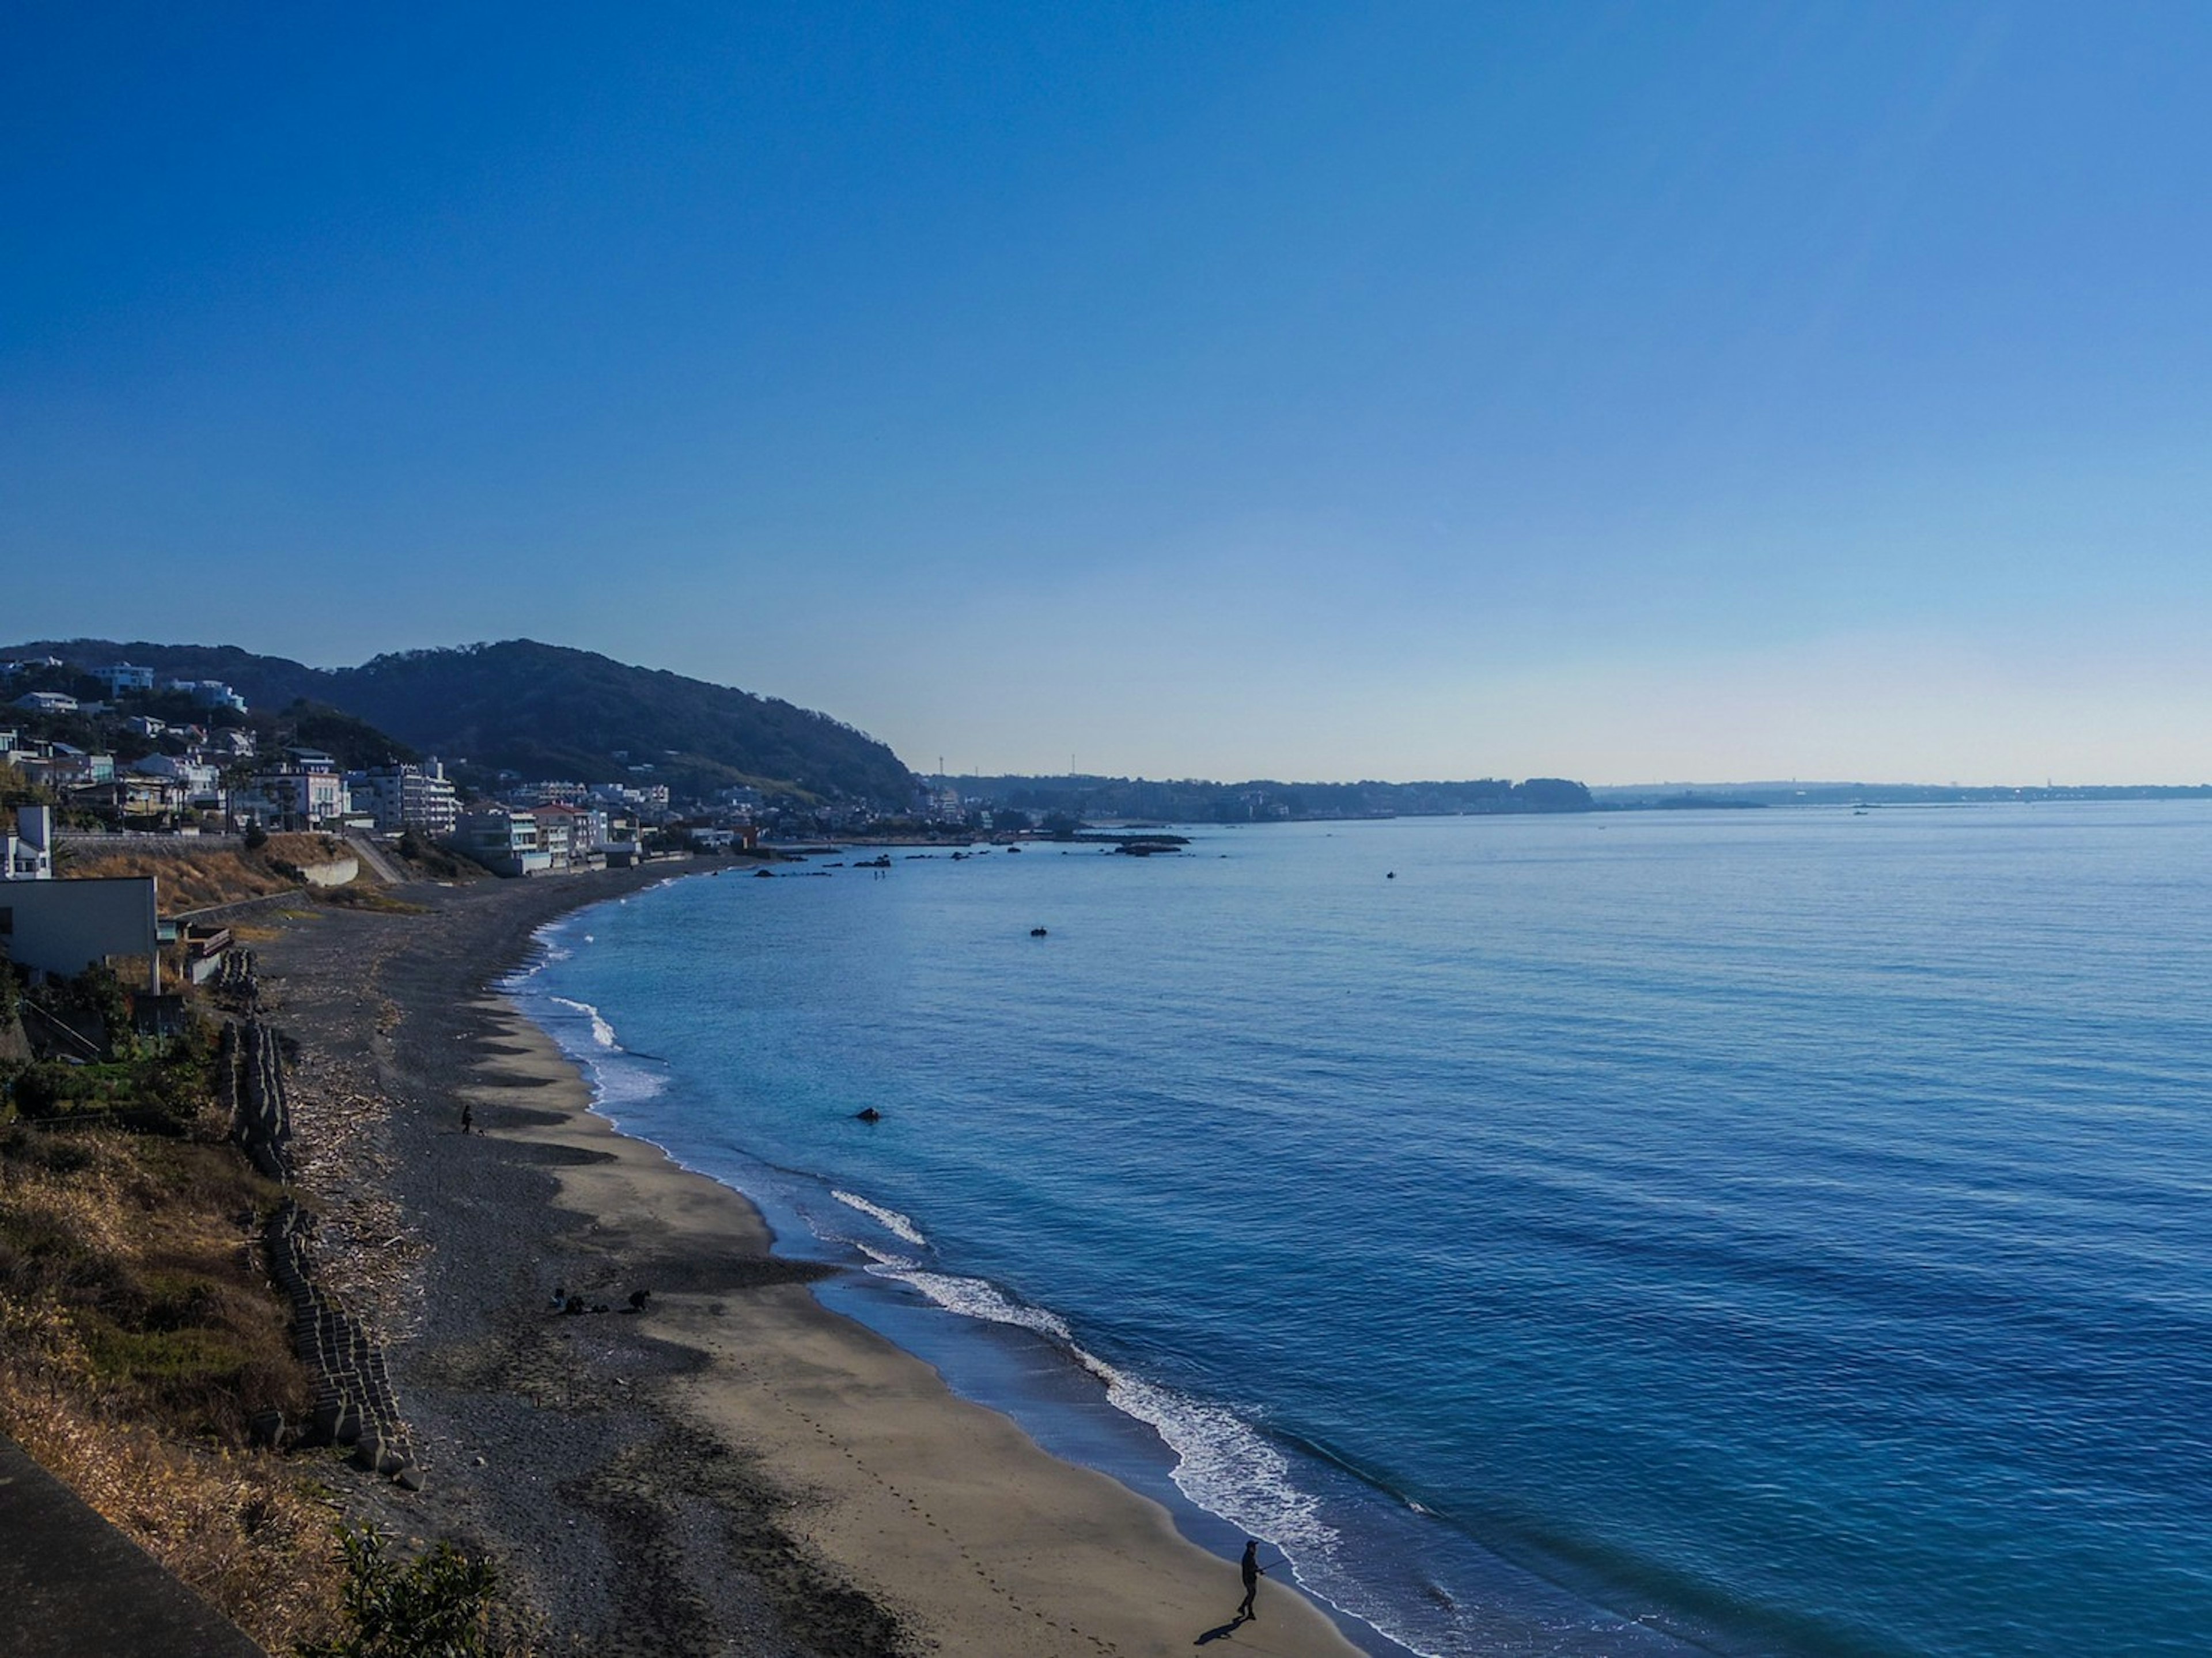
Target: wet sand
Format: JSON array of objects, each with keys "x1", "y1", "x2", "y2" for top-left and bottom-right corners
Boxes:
[{"x1": 255, "y1": 867, "x2": 1365, "y2": 1657}]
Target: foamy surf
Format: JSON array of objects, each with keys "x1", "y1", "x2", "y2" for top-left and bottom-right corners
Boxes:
[
  {"x1": 548, "y1": 995, "x2": 619, "y2": 1049},
  {"x1": 832, "y1": 1189, "x2": 929, "y2": 1248},
  {"x1": 846, "y1": 1253, "x2": 1427, "y2": 1653}
]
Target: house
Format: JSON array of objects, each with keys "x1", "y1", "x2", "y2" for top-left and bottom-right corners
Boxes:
[
  {"x1": 13, "y1": 690, "x2": 78, "y2": 715},
  {"x1": 453, "y1": 807, "x2": 550, "y2": 877},
  {"x1": 93, "y1": 663, "x2": 157, "y2": 696},
  {"x1": 71, "y1": 776, "x2": 184, "y2": 824},
  {"x1": 20, "y1": 745, "x2": 114, "y2": 789},
  {"x1": 528, "y1": 806, "x2": 575, "y2": 867},
  {"x1": 255, "y1": 765, "x2": 347, "y2": 829},
  {"x1": 125, "y1": 715, "x2": 166, "y2": 739},
  {"x1": 2, "y1": 806, "x2": 55, "y2": 881},
  {"x1": 132, "y1": 753, "x2": 224, "y2": 804},
  {"x1": 167, "y1": 679, "x2": 248, "y2": 714}
]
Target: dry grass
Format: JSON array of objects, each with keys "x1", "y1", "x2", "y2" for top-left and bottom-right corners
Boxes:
[
  {"x1": 0, "y1": 1126, "x2": 345, "y2": 1651},
  {"x1": 67, "y1": 847, "x2": 298, "y2": 911},
  {"x1": 262, "y1": 833, "x2": 357, "y2": 874},
  {"x1": 316, "y1": 886, "x2": 427, "y2": 915},
  {"x1": 67, "y1": 834, "x2": 371, "y2": 914}
]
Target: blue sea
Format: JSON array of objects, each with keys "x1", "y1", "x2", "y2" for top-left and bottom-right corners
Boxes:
[{"x1": 506, "y1": 805, "x2": 2212, "y2": 1657}]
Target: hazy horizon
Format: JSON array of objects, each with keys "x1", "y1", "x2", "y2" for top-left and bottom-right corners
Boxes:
[{"x1": 10, "y1": 6, "x2": 2210, "y2": 785}]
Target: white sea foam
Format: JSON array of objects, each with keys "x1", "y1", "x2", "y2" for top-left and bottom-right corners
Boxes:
[
  {"x1": 867, "y1": 1262, "x2": 1075, "y2": 1345},
  {"x1": 859, "y1": 1266, "x2": 1338, "y2": 1553},
  {"x1": 548, "y1": 996, "x2": 618, "y2": 1049},
  {"x1": 832, "y1": 1189, "x2": 928, "y2": 1247},
  {"x1": 854, "y1": 1240, "x2": 911, "y2": 1265},
  {"x1": 849, "y1": 1257, "x2": 1415, "y2": 1649}
]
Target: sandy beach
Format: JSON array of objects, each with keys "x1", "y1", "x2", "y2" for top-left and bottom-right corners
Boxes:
[{"x1": 253, "y1": 866, "x2": 1365, "y2": 1657}]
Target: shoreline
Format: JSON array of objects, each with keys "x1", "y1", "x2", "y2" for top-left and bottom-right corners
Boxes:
[{"x1": 257, "y1": 865, "x2": 1366, "y2": 1656}]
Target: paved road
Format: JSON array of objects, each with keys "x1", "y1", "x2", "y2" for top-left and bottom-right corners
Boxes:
[{"x1": 0, "y1": 1434, "x2": 267, "y2": 1657}]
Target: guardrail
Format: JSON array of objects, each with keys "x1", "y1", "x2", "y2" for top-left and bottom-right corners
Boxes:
[{"x1": 58, "y1": 832, "x2": 247, "y2": 853}]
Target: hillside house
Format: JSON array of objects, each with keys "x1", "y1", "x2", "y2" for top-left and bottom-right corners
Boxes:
[
  {"x1": 21, "y1": 745, "x2": 114, "y2": 788},
  {"x1": 93, "y1": 663, "x2": 157, "y2": 695},
  {"x1": 166, "y1": 679, "x2": 249, "y2": 714},
  {"x1": 132, "y1": 753, "x2": 224, "y2": 805}
]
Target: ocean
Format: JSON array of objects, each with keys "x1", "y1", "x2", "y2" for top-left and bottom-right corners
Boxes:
[{"x1": 505, "y1": 803, "x2": 2212, "y2": 1657}]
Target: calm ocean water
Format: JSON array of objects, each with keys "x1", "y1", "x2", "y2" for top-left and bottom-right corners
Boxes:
[{"x1": 507, "y1": 804, "x2": 2212, "y2": 1657}]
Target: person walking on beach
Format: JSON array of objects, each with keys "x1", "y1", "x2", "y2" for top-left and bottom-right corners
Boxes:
[
  {"x1": 1238, "y1": 1540, "x2": 1264, "y2": 1620},
  {"x1": 459, "y1": 1102, "x2": 473, "y2": 1134}
]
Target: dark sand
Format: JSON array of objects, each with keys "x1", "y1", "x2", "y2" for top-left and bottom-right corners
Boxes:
[{"x1": 253, "y1": 866, "x2": 1362, "y2": 1657}]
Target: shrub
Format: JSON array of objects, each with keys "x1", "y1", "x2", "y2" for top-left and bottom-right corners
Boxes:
[{"x1": 300, "y1": 1523, "x2": 505, "y2": 1658}]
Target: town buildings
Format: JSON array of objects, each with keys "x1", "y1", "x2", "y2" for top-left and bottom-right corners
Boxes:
[
  {"x1": 453, "y1": 807, "x2": 550, "y2": 877},
  {"x1": 346, "y1": 760, "x2": 460, "y2": 839}
]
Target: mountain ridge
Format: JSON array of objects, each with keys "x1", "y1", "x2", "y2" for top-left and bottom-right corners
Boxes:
[{"x1": 3, "y1": 638, "x2": 916, "y2": 805}]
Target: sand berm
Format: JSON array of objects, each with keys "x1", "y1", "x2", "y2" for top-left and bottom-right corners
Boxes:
[{"x1": 256, "y1": 862, "x2": 1365, "y2": 1657}]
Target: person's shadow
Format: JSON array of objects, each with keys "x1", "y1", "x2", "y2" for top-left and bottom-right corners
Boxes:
[{"x1": 1194, "y1": 1613, "x2": 1249, "y2": 1644}]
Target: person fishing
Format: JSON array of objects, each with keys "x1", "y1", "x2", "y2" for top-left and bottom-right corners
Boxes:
[{"x1": 1238, "y1": 1539, "x2": 1266, "y2": 1620}]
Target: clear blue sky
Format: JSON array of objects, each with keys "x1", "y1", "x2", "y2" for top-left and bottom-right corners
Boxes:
[{"x1": 7, "y1": 3, "x2": 2209, "y2": 783}]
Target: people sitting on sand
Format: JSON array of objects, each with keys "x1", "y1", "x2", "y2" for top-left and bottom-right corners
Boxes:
[{"x1": 627, "y1": 1288, "x2": 652, "y2": 1312}]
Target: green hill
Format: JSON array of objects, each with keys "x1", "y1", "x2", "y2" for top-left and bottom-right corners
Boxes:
[{"x1": 5, "y1": 638, "x2": 916, "y2": 805}]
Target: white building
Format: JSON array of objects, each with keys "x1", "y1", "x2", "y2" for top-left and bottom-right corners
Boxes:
[
  {"x1": 13, "y1": 690, "x2": 78, "y2": 715},
  {"x1": 255, "y1": 750, "x2": 348, "y2": 829},
  {"x1": 346, "y1": 760, "x2": 460, "y2": 839},
  {"x1": 2, "y1": 805, "x2": 55, "y2": 881},
  {"x1": 454, "y1": 807, "x2": 550, "y2": 877},
  {"x1": 132, "y1": 753, "x2": 224, "y2": 805},
  {"x1": 94, "y1": 663, "x2": 156, "y2": 695},
  {"x1": 166, "y1": 679, "x2": 248, "y2": 714}
]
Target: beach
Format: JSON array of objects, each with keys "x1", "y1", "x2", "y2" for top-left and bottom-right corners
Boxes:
[{"x1": 253, "y1": 865, "x2": 1363, "y2": 1657}]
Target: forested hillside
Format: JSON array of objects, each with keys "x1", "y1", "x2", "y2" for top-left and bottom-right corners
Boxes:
[{"x1": 5, "y1": 639, "x2": 915, "y2": 804}]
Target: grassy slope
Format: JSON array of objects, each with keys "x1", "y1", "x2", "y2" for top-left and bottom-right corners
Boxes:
[
  {"x1": 67, "y1": 835, "x2": 363, "y2": 913},
  {"x1": 0, "y1": 1122, "x2": 343, "y2": 1650}
]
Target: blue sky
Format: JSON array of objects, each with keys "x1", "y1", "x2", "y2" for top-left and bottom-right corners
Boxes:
[{"x1": 7, "y1": 3, "x2": 2210, "y2": 783}]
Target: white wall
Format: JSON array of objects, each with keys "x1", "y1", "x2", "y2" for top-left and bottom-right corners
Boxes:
[{"x1": 0, "y1": 877, "x2": 160, "y2": 991}]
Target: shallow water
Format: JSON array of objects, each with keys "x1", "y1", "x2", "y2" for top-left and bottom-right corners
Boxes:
[{"x1": 510, "y1": 804, "x2": 2212, "y2": 1657}]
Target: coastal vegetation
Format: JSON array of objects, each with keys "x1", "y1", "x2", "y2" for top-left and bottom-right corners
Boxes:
[
  {"x1": 0, "y1": 953, "x2": 521, "y2": 1656},
  {"x1": 0, "y1": 984, "x2": 346, "y2": 1649},
  {"x1": 64, "y1": 833, "x2": 352, "y2": 912},
  {"x1": 301, "y1": 1523, "x2": 510, "y2": 1658}
]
